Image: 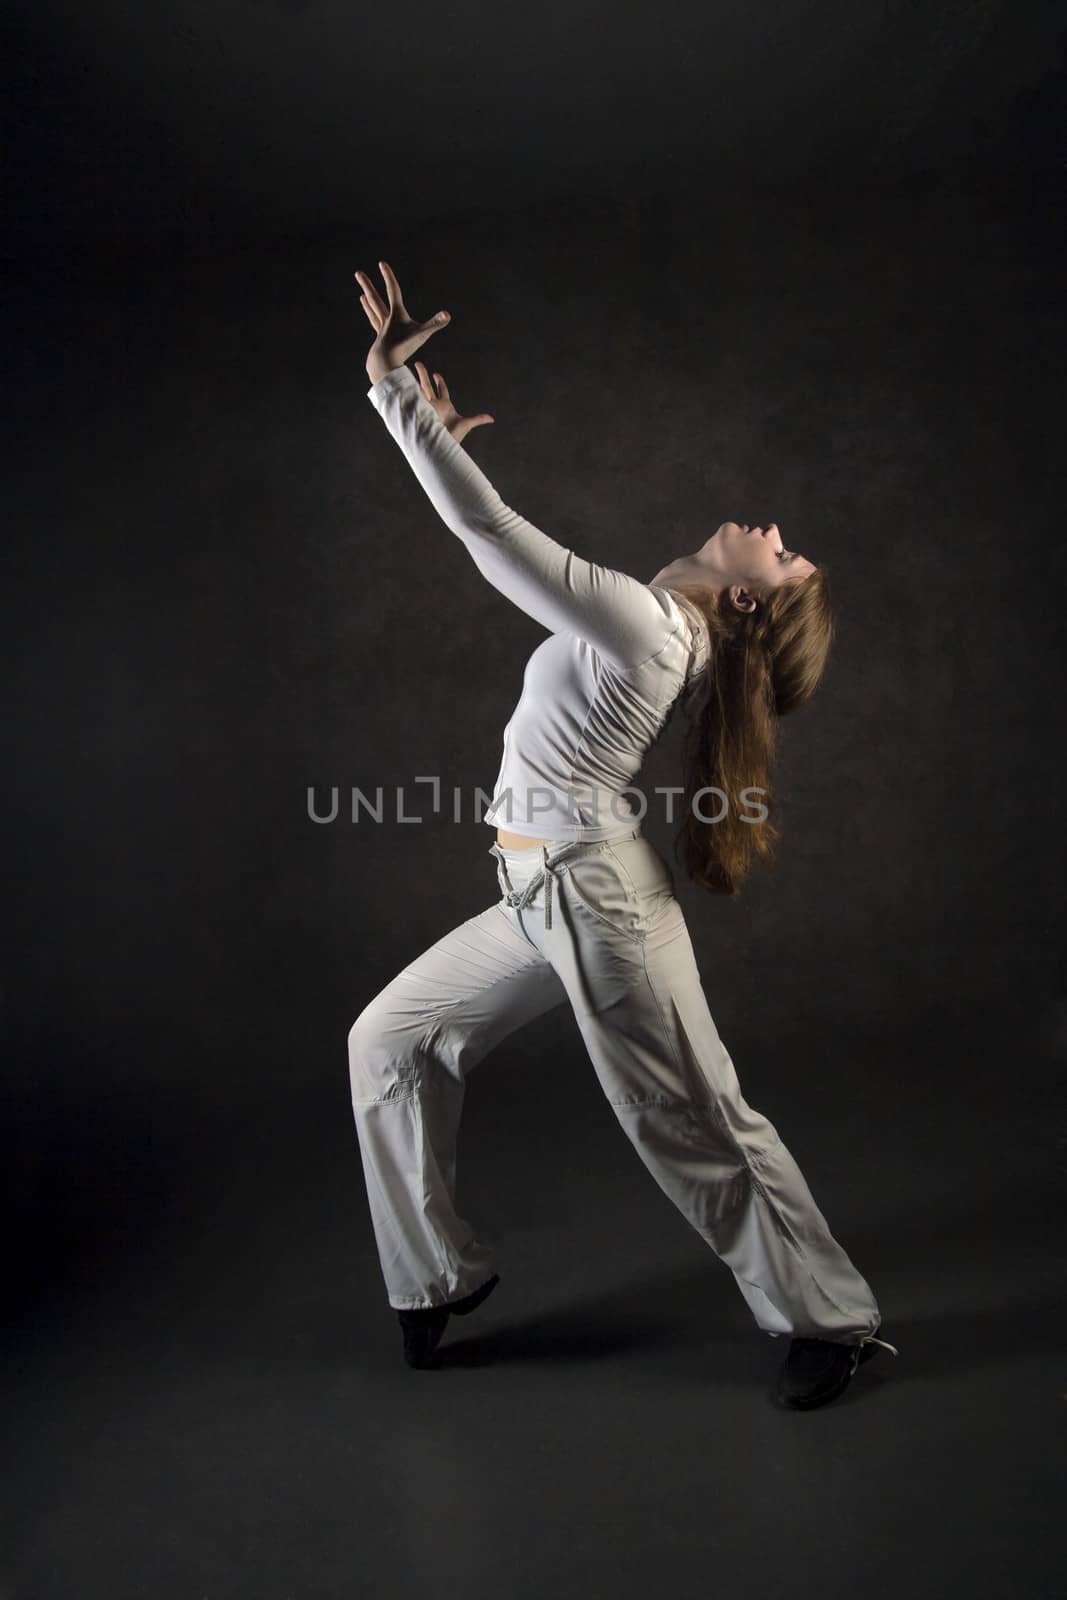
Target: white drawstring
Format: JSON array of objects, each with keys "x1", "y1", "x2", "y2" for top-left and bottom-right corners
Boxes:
[
  {"x1": 859, "y1": 1332, "x2": 900, "y2": 1356},
  {"x1": 491, "y1": 846, "x2": 574, "y2": 931}
]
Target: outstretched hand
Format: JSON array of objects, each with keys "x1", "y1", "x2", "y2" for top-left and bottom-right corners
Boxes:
[
  {"x1": 412, "y1": 361, "x2": 495, "y2": 445},
  {"x1": 355, "y1": 260, "x2": 450, "y2": 384}
]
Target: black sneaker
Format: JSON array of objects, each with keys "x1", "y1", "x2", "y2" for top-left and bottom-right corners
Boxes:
[
  {"x1": 396, "y1": 1273, "x2": 501, "y2": 1369},
  {"x1": 397, "y1": 1304, "x2": 450, "y2": 1369},
  {"x1": 776, "y1": 1330, "x2": 899, "y2": 1410}
]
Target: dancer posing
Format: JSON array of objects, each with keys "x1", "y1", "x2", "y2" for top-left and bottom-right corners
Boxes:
[{"x1": 347, "y1": 260, "x2": 897, "y2": 1409}]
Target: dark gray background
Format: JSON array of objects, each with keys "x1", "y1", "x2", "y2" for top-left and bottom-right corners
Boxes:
[{"x1": 4, "y1": 4, "x2": 1065, "y2": 1598}]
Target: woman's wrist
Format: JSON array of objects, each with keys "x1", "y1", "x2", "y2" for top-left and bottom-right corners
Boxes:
[{"x1": 367, "y1": 353, "x2": 405, "y2": 386}]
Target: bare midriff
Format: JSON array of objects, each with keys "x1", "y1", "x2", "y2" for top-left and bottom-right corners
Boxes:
[{"x1": 495, "y1": 827, "x2": 553, "y2": 851}]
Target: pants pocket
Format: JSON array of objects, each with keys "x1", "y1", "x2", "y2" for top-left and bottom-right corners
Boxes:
[
  {"x1": 561, "y1": 850, "x2": 645, "y2": 944},
  {"x1": 603, "y1": 840, "x2": 677, "y2": 939}
]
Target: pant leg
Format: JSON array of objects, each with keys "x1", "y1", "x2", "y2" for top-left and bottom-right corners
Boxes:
[
  {"x1": 515, "y1": 835, "x2": 882, "y2": 1344},
  {"x1": 348, "y1": 894, "x2": 567, "y2": 1310}
]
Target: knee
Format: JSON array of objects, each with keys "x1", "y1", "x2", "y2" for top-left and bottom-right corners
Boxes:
[
  {"x1": 347, "y1": 996, "x2": 418, "y2": 1106},
  {"x1": 347, "y1": 998, "x2": 381, "y2": 1061}
]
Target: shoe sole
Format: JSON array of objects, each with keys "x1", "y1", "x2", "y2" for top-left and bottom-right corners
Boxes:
[{"x1": 450, "y1": 1272, "x2": 500, "y2": 1317}]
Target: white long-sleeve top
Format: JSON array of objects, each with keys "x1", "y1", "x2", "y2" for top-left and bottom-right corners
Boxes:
[{"x1": 367, "y1": 363, "x2": 710, "y2": 842}]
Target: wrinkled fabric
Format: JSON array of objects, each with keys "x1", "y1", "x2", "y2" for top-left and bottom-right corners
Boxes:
[{"x1": 348, "y1": 833, "x2": 882, "y2": 1344}]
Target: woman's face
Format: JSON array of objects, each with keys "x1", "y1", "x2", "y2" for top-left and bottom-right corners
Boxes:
[
  {"x1": 650, "y1": 522, "x2": 816, "y2": 607},
  {"x1": 713, "y1": 522, "x2": 815, "y2": 589}
]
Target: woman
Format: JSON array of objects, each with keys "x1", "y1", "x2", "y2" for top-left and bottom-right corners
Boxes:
[{"x1": 347, "y1": 260, "x2": 898, "y2": 1410}]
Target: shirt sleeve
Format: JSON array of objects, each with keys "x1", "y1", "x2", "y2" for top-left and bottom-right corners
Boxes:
[{"x1": 366, "y1": 364, "x2": 677, "y2": 672}]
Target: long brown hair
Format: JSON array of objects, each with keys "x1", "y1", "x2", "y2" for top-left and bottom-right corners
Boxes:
[{"x1": 668, "y1": 566, "x2": 834, "y2": 896}]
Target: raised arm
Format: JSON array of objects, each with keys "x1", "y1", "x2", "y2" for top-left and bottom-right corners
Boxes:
[{"x1": 366, "y1": 364, "x2": 676, "y2": 672}]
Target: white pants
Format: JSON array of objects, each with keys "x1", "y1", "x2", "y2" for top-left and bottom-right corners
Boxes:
[{"x1": 348, "y1": 831, "x2": 881, "y2": 1343}]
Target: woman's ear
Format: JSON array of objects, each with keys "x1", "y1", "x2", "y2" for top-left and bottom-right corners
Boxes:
[{"x1": 726, "y1": 585, "x2": 758, "y2": 614}]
